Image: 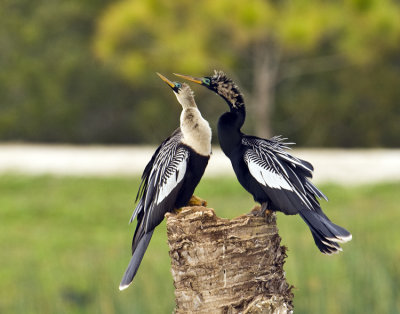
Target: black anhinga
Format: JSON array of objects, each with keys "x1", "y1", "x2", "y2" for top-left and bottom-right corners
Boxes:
[
  {"x1": 119, "y1": 73, "x2": 212, "y2": 290},
  {"x1": 175, "y1": 70, "x2": 351, "y2": 254}
]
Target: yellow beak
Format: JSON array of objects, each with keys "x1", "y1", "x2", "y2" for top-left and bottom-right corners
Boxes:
[
  {"x1": 156, "y1": 72, "x2": 175, "y2": 89},
  {"x1": 173, "y1": 73, "x2": 203, "y2": 85}
]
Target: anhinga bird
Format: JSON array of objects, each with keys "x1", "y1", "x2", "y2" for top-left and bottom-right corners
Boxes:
[
  {"x1": 119, "y1": 73, "x2": 212, "y2": 290},
  {"x1": 175, "y1": 70, "x2": 351, "y2": 254}
]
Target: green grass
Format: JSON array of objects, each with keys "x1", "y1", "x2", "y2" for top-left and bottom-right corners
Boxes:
[{"x1": 0, "y1": 175, "x2": 399, "y2": 314}]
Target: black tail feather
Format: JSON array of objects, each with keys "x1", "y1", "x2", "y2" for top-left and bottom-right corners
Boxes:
[
  {"x1": 119, "y1": 230, "x2": 154, "y2": 290},
  {"x1": 299, "y1": 209, "x2": 352, "y2": 254}
]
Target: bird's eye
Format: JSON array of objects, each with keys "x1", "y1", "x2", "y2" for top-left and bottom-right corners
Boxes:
[
  {"x1": 175, "y1": 82, "x2": 182, "y2": 88},
  {"x1": 203, "y1": 78, "x2": 211, "y2": 85}
]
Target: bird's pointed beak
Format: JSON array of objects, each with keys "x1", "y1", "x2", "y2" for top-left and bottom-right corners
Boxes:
[
  {"x1": 156, "y1": 72, "x2": 176, "y2": 89},
  {"x1": 174, "y1": 73, "x2": 203, "y2": 85}
]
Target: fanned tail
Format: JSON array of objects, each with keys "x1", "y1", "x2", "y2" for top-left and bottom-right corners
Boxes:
[{"x1": 299, "y1": 209, "x2": 352, "y2": 254}]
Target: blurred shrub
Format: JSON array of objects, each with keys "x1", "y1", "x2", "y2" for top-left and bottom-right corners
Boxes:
[
  {"x1": 0, "y1": 0, "x2": 399, "y2": 147},
  {"x1": 0, "y1": 0, "x2": 178, "y2": 143},
  {"x1": 274, "y1": 52, "x2": 400, "y2": 147}
]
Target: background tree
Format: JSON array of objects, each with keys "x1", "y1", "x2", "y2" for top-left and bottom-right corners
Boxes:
[
  {"x1": 94, "y1": 0, "x2": 400, "y2": 139},
  {"x1": 0, "y1": 0, "x2": 147, "y2": 143},
  {"x1": 1, "y1": 0, "x2": 399, "y2": 146}
]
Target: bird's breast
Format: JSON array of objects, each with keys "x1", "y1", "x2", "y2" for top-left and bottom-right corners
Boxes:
[{"x1": 181, "y1": 119, "x2": 212, "y2": 157}]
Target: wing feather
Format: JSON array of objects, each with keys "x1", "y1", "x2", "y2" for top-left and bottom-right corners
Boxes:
[
  {"x1": 130, "y1": 128, "x2": 187, "y2": 225},
  {"x1": 242, "y1": 135, "x2": 324, "y2": 212},
  {"x1": 244, "y1": 151, "x2": 292, "y2": 191},
  {"x1": 241, "y1": 135, "x2": 350, "y2": 254},
  {"x1": 143, "y1": 147, "x2": 189, "y2": 232}
]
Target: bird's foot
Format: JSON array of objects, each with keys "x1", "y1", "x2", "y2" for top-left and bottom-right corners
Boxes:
[
  {"x1": 261, "y1": 202, "x2": 272, "y2": 217},
  {"x1": 187, "y1": 195, "x2": 208, "y2": 207},
  {"x1": 250, "y1": 205, "x2": 261, "y2": 216},
  {"x1": 174, "y1": 207, "x2": 184, "y2": 214},
  {"x1": 250, "y1": 203, "x2": 271, "y2": 217}
]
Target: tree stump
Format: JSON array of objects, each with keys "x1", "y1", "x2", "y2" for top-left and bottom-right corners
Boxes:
[{"x1": 166, "y1": 206, "x2": 293, "y2": 314}]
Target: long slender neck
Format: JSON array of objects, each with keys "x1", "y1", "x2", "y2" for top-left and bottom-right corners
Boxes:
[
  {"x1": 211, "y1": 72, "x2": 247, "y2": 155},
  {"x1": 175, "y1": 85, "x2": 212, "y2": 156},
  {"x1": 180, "y1": 108, "x2": 212, "y2": 156},
  {"x1": 215, "y1": 81, "x2": 246, "y2": 113},
  {"x1": 217, "y1": 106, "x2": 245, "y2": 157}
]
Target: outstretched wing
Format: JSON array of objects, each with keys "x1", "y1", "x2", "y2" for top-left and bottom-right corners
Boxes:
[{"x1": 242, "y1": 135, "x2": 327, "y2": 214}]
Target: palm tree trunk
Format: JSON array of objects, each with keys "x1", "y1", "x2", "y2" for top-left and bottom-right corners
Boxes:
[{"x1": 166, "y1": 206, "x2": 293, "y2": 314}]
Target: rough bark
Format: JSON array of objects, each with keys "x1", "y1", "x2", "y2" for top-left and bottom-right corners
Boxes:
[{"x1": 166, "y1": 206, "x2": 293, "y2": 314}]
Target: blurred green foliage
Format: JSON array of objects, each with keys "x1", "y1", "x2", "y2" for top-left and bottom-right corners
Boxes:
[
  {"x1": 275, "y1": 54, "x2": 400, "y2": 147},
  {"x1": 0, "y1": 175, "x2": 399, "y2": 313},
  {"x1": 1, "y1": 0, "x2": 400, "y2": 146},
  {"x1": 0, "y1": 0, "x2": 179, "y2": 143}
]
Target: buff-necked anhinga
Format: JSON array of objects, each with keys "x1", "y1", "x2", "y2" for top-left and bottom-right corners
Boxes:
[
  {"x1": 175, "y1": 70, "x2": 351, "y2": 254},
  {"x1": 119, "y1": 73, "x2": 212, "y2": 290}
]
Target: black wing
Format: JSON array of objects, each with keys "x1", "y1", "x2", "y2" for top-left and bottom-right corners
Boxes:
[
  {"x1": 129, "y1": 128, "x2": 188, "y2": 229},
  {"x1": 242, "y1": 135, "x2": 327, "y2": 214},
  {"x1": 120, "y1": 128, "x2": 190, "y2": 289},
  {"x1": 242, "y1": 135, "x2": 351, "y2": 254}
]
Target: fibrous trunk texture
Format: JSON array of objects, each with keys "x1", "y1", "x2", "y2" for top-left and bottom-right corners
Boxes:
[{"x1": 166, "y1": 206, "x2": 293, "y2": 314}]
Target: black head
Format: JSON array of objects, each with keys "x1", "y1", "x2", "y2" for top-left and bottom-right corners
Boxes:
[{"x1": 174, "y1": 70, "x2": 244, "y2": 109}]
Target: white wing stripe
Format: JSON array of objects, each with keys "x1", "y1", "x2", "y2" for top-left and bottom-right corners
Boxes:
[
  {"x1": 156, "y1": 152, "x2": 188, "y2": 205},
  {"x1": 247, "y1": 159, "x2": 292, "y2": 191},
  {"x1": 242, "y1": 137, "x2": 322, "y2": 210}
]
